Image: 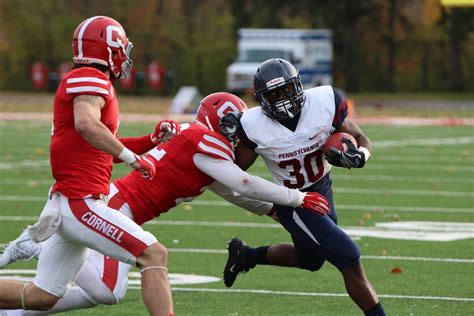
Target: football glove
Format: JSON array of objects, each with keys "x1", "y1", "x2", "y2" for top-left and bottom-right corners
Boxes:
[
  {"x1": 218, "y1": 112, "x2": 242, "y2": 145},
  {"x1": 150, "y1": 120, "x2": 181, "y2": 145},
  {"x1": 301, "y1": 192, "x2": 330, "y2": 216},
  {"x1": 129, "y1": 155, "x2": 156, "y2": 180},
  {"x1": 325, "y1": 137, "x2": 367, "y2": 169}
]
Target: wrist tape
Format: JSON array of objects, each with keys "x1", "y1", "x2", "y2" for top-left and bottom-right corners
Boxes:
[
  {"x1": 118, "y1": 147, "x2": 137, "y2": 164},
  {"x1": 358, "y1": 146, "x2": 371, "y2": 162}
]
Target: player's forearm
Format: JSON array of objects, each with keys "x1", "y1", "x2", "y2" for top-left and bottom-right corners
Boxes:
[
  {"x1": 208, "y1": 181, "x2": 273, "y2": 216},
  {"x1": 77, "y1": 120, "x2": 125, "y2": 158},
  {"x1": 194, "y1": 155, "x2": 304, "y2": 207},
  {"x1": 118, "y1": 136, "x2": 155, "y2": 156}
]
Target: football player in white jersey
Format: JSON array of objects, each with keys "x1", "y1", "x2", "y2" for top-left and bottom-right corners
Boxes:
[{"x1": 223, "y1": 58, "x2": 386, "y2": 316}]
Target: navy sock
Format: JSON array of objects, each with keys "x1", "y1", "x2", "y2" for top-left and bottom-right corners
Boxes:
[
  {"x1": 245, "y1": 246, "x2": 270, "y2": 269},
  {"x1": 365, "y1": 302, "x2": 385, "y2": 316}
]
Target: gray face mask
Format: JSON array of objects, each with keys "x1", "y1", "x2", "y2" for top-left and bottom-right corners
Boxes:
[{"x1": 218, "y1": 112, "x2": 242, "y2": 147}]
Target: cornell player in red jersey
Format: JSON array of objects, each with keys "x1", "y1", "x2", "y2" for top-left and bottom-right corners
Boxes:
[
  {"x1": 0, "y1": 16, "x2": 177, "y2": 316},
  {"x1": 0, "y1": 92, "x2": 331, "y2": 315}
]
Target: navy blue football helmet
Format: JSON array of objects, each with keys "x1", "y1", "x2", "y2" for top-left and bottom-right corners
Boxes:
[{"x1": 253, "y1": 58, "x2": 304, "y2": 120}]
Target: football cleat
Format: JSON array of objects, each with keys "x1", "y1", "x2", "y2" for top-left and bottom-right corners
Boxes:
[
  {"x1": 223, "y1": 237, "x2": 249, "y2": 288},
  {"x1": 0, "y1": 228, "x2": 41, "y2": 268}
]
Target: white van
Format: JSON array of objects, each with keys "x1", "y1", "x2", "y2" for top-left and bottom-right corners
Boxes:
[{"x1": 226, "y1": 28, "x2": 333, "y2": 95}]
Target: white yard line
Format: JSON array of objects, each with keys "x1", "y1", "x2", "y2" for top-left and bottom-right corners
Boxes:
[
  {"x1": 166, "y1": 248, "x2": 474, "y2": 264},
  {"x1": 0, "y1": 243, "x2": 471, "y2": 265},
  {"x1": 1, "y1": 185, "x2": 472, "y2": 203},
  {"x1": 1, "y1": 198, "x2": 473, "y2": 213},
  {"x1": 334, "y1": 188, "x2": 472, "y2": 197},
  {"x1": 332, "y1": 174, "x2": 474, "y2": 184},
  {"x1": 126, "y1": 286, "x2": 474, "y2": 302},
  {"x1": 1, "y1": 113, "x2": 472, "y2": 126},
  {"x1": 3, "y1": 173, "x2": 474, "y2": 184},
  {"x1": 2, "y1": 159, "x2": 474, "y2": 172},
  {"x1": 372, "y1": 136, "x2": 474, "y2": 148}
]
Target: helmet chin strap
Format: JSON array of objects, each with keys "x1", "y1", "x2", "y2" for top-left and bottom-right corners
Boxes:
[
  {"x1": 107, "y1": 47, "x2": 120, "y2": 79},
  {"x1": 204, "y1": 116, "x2": 215, "y2": 132}
]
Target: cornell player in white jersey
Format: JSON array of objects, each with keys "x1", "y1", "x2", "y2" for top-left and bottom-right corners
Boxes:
[{"x1": 223, "y1": 58, "x2": 386, "y2": 316}]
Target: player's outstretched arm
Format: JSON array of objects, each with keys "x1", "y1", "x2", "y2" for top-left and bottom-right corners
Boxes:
[
  {"x1": 208, "y1": 181, "x2": 274, "y2": 216},
  {"x1": 194, "y1": 155, "x2": 330, "y2": 216},
  {"x1": 115, "y1": 120, "x2": 181, "y2": 160}
]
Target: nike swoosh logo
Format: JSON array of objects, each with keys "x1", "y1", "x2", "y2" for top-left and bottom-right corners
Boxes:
[{"x1": 229, "y1": 263, "x2": 237, "y2": 273}]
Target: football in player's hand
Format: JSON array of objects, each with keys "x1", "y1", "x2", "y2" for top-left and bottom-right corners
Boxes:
[{"x1": 322, "y1": 132, "x2": 357, "y2": 155}]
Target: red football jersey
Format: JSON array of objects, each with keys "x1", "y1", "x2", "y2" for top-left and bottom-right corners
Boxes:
[
  {"x1": 51, "y1": 67, "x2": 119, "y2": 198},
  {"x1": 114, "y1": 124, "x2": 234, "y2": 225}
]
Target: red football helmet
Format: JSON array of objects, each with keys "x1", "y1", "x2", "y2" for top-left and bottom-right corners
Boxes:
[
  {"x1": 195, "y1": 92, "x2": 248, "y2": 133},
  {"x1": 72, "y1": 16, "x2": 133, "y2": 79}
]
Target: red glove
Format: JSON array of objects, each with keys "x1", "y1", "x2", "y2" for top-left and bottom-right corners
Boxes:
[
  {"x1": 301, "y1": 192, "x2": 330, "y2": 216},
  {"x1": 129, "y1": 155, "x2": 156, "y2": 180},
  {"x1": 150, "y1": 120, "x2": 181, "y2": 145}
]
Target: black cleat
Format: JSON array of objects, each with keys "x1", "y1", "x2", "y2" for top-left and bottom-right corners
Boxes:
[{"x1": 223, "y1": 237, "x2": 249, "y2": 287}]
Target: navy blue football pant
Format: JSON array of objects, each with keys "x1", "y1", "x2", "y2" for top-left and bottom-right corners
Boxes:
[{"x1": 275, "y1": 173, "x2": 361, "y2": 271}]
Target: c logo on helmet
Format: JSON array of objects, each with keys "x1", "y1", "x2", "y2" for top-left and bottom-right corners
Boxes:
[
  {"x1": 106, "y1": 25, "x2": 124, "y2": 48},
  {"x1": 216, "y1": 101, "x2": 240, "y2": 118}
]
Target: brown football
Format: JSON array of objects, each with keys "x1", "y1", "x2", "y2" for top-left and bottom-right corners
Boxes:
[{"x1": 322, "y1": 132, "x2": 357, "y2": 154}]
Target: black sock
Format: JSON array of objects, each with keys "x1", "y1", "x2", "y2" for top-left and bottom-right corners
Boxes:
[
  {"x1": 365, "y1": 302, "x2": 386, "y2": 316},
  {"x1": 245, "y1": 246, "x2": 270, "y2": 269}
]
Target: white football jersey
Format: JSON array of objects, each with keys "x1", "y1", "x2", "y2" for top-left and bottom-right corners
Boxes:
[{"x1": 241, "y1": 85, "x2": 343, "y2": 189}]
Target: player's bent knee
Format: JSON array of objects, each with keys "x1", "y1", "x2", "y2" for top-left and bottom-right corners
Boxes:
[
  {"x1": 137, "y1": 242, "x2": 168, "y2": 269},
  {"x1": 341, "y1": 260, "x2": 365, "y2": 278},
  {"x1": 297, "y1": 259, "x2": 325, "y2": 272},
  {"x1": 88, "y1": 286, "x2": 118, "y2": 305},
  {"x1": 27, "y1": 285, "x2": 60, "y2": 311}
]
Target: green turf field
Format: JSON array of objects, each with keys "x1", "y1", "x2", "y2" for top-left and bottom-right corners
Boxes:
[{"x1": 0, "y1": 121, "x2": 473, "y2": 315}]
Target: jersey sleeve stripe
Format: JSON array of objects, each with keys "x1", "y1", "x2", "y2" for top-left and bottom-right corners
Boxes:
[
  {"x1": 67, "y1": 77, "x2": 108, "y2": 85},
  {"x1": 198, "y1": 142, "x2": 233, "y2": 161},
  {"x1": 66, "y1": 86, "x2": 110, "y2": 95},
  {"x1": 202, "y1": 135, "x2": 234, "y2": 156},
  {"x1": 332, "y1": 88, "x2": 348, "y2": 128}
]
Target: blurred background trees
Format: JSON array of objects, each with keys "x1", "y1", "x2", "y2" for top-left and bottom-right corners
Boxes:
[{"x1": 0, "y1": 0, "x2": 472, "y2": 94}]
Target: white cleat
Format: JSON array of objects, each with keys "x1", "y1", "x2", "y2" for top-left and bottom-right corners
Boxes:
[{"x1": 0, "y1": 229, "x2": 41, "y2": 268}]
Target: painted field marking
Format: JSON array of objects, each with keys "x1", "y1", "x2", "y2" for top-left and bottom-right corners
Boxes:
[
  {"x1": 0, "y1": 269, "x2": 471, "y2": 303},
  {"x1": 128, "y1": 286, "x2": 474, "y2": 302},
  {"x1": 0, "y1": 215, "x2": 473, "y2": 242},
  {"x1": 372, "y1": 136, "x2": 474, "y2": 148},
  {"x1": 1, "y1": 183, "x2": 472, "y2": 203},
  {"x1": 334, "y1": 188, "x2": 472, "y2": 197},
  {"x1": 2, "y1": 159, "x2": 474, "y2": 173},
  {"x1": 1, "y1": 113, "x2": 473, "y2": 125},
  {"x1": 166, "y1": 248, "x2": 474, "y2": 264},
  {"x1": 2, "y1": 173, "x2": 474, "y2": 185},
  {"x1": 0, "y1": 269, "x2": 220, "y2": 286},
  {"x1": 1, "y1": 243, "x2": 471, "y2": 266},
  {"x1": 2, "y1": 196, "x2": 473, "y2": 214}
]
